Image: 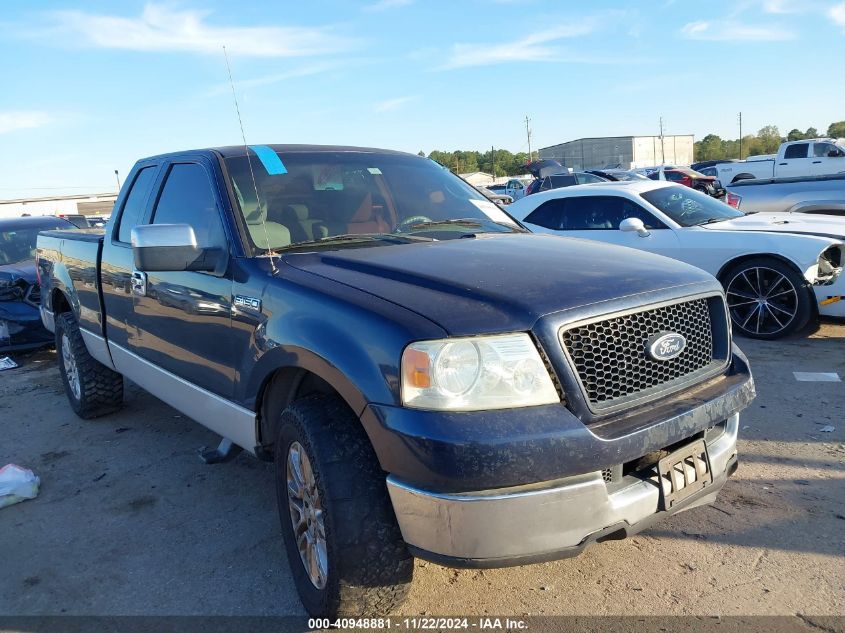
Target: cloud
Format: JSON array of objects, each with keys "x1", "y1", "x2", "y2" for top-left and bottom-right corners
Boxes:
[
  {"x1": 374, "y1": 96, "x2": 416, "y2": 113},
  {"x1": 680, "y1": 20, "x2": 794, "y2": 40},
  {"x1": 40, "y1": 4, "x2": 356, "y2": 57},
  {"x1": 440, "y1": 22, "x2": 599, "y2": 69},
  {"x1": 0, "y1": 111, "x2": 51, "y2": 134},
  {"x1": 830, "y1": 2, "x2": 845, "y2": 26},
  {"x1": 206, "y1": 61, "x2": 345, "y2": 96},
  {"x1": 363, "y1": 0, "x2": 413, "y2": 11}
]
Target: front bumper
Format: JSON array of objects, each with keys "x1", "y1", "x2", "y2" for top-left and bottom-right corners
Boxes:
[
  {"x1": 815, "y1": 277, "x2": 845, "y2": 317},
  {"x1": 0, "y1": 302, "x2": 54, "y2": 353},
  {"x1": 388, "y1": 414, "x2": 739, "y2": 567}
]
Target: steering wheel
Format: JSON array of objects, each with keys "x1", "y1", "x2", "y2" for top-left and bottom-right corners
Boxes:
[{"x1": 395, "y1": 215, "x2": 432, "y2": 233}]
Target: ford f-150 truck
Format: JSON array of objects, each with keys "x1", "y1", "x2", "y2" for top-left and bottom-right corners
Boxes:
[
  {"x1": 37, "y1": 144, "x2": 755, "y2": 617},
  {"x1": 716, "y1": 138, "x2": 845, "y2": 184}
]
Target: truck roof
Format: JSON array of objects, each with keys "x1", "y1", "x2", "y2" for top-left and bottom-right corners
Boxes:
[{"x1": 141, "y1": 144, "x2": 414, "y2": 162}]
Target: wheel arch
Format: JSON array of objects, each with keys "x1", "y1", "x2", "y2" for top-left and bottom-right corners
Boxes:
[
  {"x1": 716, "y1": 253, "x2": 807, "y2": 284},
  {"x1": 730, "y1": 173, "x2": 756, "y2": 184},
  {"x1": 248, "y1": 346, "x2": 374, "y2": 460},
  {"x1": 51, "y1": 288, "x2": 72, "y2": 315}
]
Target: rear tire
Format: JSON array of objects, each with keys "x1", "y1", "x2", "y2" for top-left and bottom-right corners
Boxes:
[
  {"x1": 274, "y1": 394, "x2": 413, "y2": 617},
  {"x1": 55, "y1": 312, "x2": 124, "y2": 419},
  {"x1": 722, "y1": 257, "x2": 815, "y2": 339}
]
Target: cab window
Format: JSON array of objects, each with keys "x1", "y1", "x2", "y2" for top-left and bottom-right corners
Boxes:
[
  {"x1": 152, "y1": 163, "x2": 226, "y2": 248},
  {"x1": 784, "y1": 143, "x2": 809, "y2": 159},
  {"x1": 116, "y1": 166, "x2": 157, "y2": 243}
]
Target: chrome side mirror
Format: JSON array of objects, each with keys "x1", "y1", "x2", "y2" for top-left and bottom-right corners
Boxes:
[
  {"x1": 131, "y1": 224, "x2": 221, "y2": 272},
  {"x1": 619, "y1": 217, "x2": 651, "y2": 237}
]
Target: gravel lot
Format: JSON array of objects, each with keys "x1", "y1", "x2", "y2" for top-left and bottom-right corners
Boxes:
[{"x1": 1, "y1": 323, "x2": 843, "y2": 619}]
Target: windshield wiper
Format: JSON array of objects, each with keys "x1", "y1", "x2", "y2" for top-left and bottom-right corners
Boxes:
[
  {"x1": 277, "y1": 233, "x2": 434, "y2": 252},
  {"x1": 698, "y1": 217, "x2": 730, "y2": 225},
  {"x1": 406, "y1": 219, "x2": 484, "y2": 230}
]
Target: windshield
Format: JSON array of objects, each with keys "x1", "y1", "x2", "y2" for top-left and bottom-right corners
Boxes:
[
  {"x1": 0, "y1": 223, "x2": 68, "y2": 266},
  {"x1": 612, "y1": 171, "x2": 648, "y2": 181},
  {"x1": 223, "y1": 150, "x2": 522, "y2": 252},
  {"x1": 640, "y1": 185, "x2": 744, "y2": 226}
]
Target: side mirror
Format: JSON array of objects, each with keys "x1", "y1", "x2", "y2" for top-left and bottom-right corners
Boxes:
[
  {"x1": 130, "y1": 224, "x2": 221, "y2": 272},
  {"x1": 828, "y1": 150, "x2": 842, "y2": 157},
  {"x1": 619, "y1": 217, "x2": 650, "y2": 237}
]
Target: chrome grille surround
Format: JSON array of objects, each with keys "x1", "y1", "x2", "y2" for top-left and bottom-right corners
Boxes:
[{"x1": 559, "y1": 294, "x2": 731, "y2": 414}]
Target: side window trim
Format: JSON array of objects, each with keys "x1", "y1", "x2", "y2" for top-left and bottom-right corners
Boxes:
[{"x1": 112, "y1": 163, "x2": 159, "y2": 246}]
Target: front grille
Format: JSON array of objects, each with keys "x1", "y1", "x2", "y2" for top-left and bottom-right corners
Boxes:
[{"x1": 560, "y1": 297, "x2": 727, "y2": 411}]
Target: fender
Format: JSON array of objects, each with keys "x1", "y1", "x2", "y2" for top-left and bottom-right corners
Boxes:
[
  {"x1": 244, "y1": 343, "x2": 370, "y2": 417},
  {"x1": 46, "y1": 263, "x2": 80, "y2": 319}
]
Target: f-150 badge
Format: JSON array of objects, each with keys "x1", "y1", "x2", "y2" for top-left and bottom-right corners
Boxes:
[{"x1": 234, "y1": 295, "x2": 261, "y2": 311}]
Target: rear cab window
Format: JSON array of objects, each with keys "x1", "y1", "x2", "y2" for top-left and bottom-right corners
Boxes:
[
  {"x1": 784, "y1": 143, "x2": 809, "y2": 159},
  {"x1": 116, "y1": 167, "x2": 158, "y2": 243}
]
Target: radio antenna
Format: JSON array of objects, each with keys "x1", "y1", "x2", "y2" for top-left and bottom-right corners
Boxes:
[{"x1": 223, "y1": 45, "x2": 277, "y2": 272}]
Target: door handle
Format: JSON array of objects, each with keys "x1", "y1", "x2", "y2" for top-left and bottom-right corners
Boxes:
[
  {"x1": 130, "y1": 271, "x2": 147, "y2": 297},
  {"x1": 812, "y1": 160, "x2": 822, "y2": 164},
  {"x1": 778, "y1": 162, "x2": 788, "y2": 165}
]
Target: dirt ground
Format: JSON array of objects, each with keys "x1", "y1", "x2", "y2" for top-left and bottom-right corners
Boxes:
[{"x1": 0, "y1": 323, "x2": 843, "y2": 619}]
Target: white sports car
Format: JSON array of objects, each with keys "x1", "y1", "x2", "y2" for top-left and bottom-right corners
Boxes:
[{"x1": 508, "y1": 180, "x2": 845, "y2": 339}]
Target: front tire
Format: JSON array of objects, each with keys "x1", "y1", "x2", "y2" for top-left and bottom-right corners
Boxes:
[
  {"x1": 274, "y1": 395, "x2": 413, "y2": 617},
  {"x1": 723, "y1": 257, "x2": 814, "y2": 339},
  {"x1": 55, "y1": 312, "x2": 124, "y2": 419}
]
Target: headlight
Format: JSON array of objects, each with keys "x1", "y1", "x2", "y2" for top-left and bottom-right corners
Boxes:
[{"x1": 401, "y1": 333, "x2": 560, "y2": 411}]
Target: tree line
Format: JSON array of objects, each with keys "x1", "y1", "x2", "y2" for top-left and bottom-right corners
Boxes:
[
  {"x1": 424, "y1": 149, "x2": 534, "y2": 177},
  {"x1": 424, "y1": 120, "x2": 845, "y2": 173},
  {"x1": 689, "y1": 120, "x2": 844, "y2": 162}
]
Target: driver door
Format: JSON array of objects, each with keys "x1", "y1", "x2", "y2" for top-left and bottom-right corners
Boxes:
[{"x1": 525, "y1": 195, "x2": 681, "y2": 257}]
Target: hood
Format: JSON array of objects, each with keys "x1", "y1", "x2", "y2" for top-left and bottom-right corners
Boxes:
[
  {"x1": 703, "y1": 213, "x2": 845, "y2": 239},
  {"x1": 0, "y1": 260, "x2": 37, "y2": 284},
  {"x1": 283, "y1": 234, "x2": 717, "y2": 335}
]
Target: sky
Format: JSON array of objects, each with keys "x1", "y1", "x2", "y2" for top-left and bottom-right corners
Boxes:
[{"x1": 2, "y1": 0, "x2": 845, "y2": 198}]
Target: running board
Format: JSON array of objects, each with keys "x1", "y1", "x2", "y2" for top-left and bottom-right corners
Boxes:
[{"x1": 198, "y1": 438, "x2": 243, "y2": 464}]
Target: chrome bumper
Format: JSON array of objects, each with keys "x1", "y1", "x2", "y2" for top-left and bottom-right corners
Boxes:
[{"x1": 387, "y1": 413, "x2": 739, "y2": 567}]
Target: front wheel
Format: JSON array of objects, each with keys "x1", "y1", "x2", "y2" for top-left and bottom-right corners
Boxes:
[
  {"x1": 274, "y1": 395, "x2": 413, "y2": 617},
  {"x1": 723, "y1": 257, "x2": 814, "y2": 339}
]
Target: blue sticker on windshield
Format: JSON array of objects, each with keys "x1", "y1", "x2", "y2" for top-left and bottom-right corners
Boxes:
[{"x1": 248, "y1": 145, "x2": 287, "y2": 175}]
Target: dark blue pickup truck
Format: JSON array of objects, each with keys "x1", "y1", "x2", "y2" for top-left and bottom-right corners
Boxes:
[{"x1": 36, "y1": 145, "x2": 755, "y2": 617}]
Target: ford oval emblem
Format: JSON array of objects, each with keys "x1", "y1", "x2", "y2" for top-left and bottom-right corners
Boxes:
[{"x1": 647, "y1": 332, "x2": 686, "y2": 361}]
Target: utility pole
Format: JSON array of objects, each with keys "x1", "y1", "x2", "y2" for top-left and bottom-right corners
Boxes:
[
  {"x1": 491, "y1": 145, "x2": 496, "y2": 178},
  {"x1": 659, "y1": 117, "x2": 666, "y2": 165},
  {"x1": 738, "y1": 112, "x2": 743, "y2": 159},
  {"x1": 114, "y1": 169, "x2": 121, "y2": 192},
  {"x1": 525, "y1": 116, "x2": 532, "y2": 161}
]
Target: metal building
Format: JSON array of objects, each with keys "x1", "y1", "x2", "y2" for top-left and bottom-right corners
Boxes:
[
  {"x1": 0, "y1": 192, "x2": 117, "y2": 220},
  {"x1": 538, "y1": 135, "x2": 694, "y2": 171}
]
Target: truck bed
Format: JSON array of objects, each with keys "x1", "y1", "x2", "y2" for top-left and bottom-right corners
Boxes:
[
  {"x1": 37, "y1": 229, "x2": 106, "y2": 338},
  {"x1": 726, "y1": 173, "x2": 845, "y2": 215}
]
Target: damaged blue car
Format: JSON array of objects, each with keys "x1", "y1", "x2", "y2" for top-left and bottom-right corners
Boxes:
[{"x1": 0, "y1": 216, "x2": 75, "y2": 352}]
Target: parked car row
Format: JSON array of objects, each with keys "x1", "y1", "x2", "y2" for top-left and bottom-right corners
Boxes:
[
  {"x1": 508, "y1": 180, "x2": 844, "y2": 339},
  {"x1": 35, "y1": 143, "x2": 757, "y2": 618}
]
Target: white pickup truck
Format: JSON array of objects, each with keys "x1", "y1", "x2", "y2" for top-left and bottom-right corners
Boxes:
[{"x1": 716, "y1": 138, "x2": 845, "y2": 184}]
